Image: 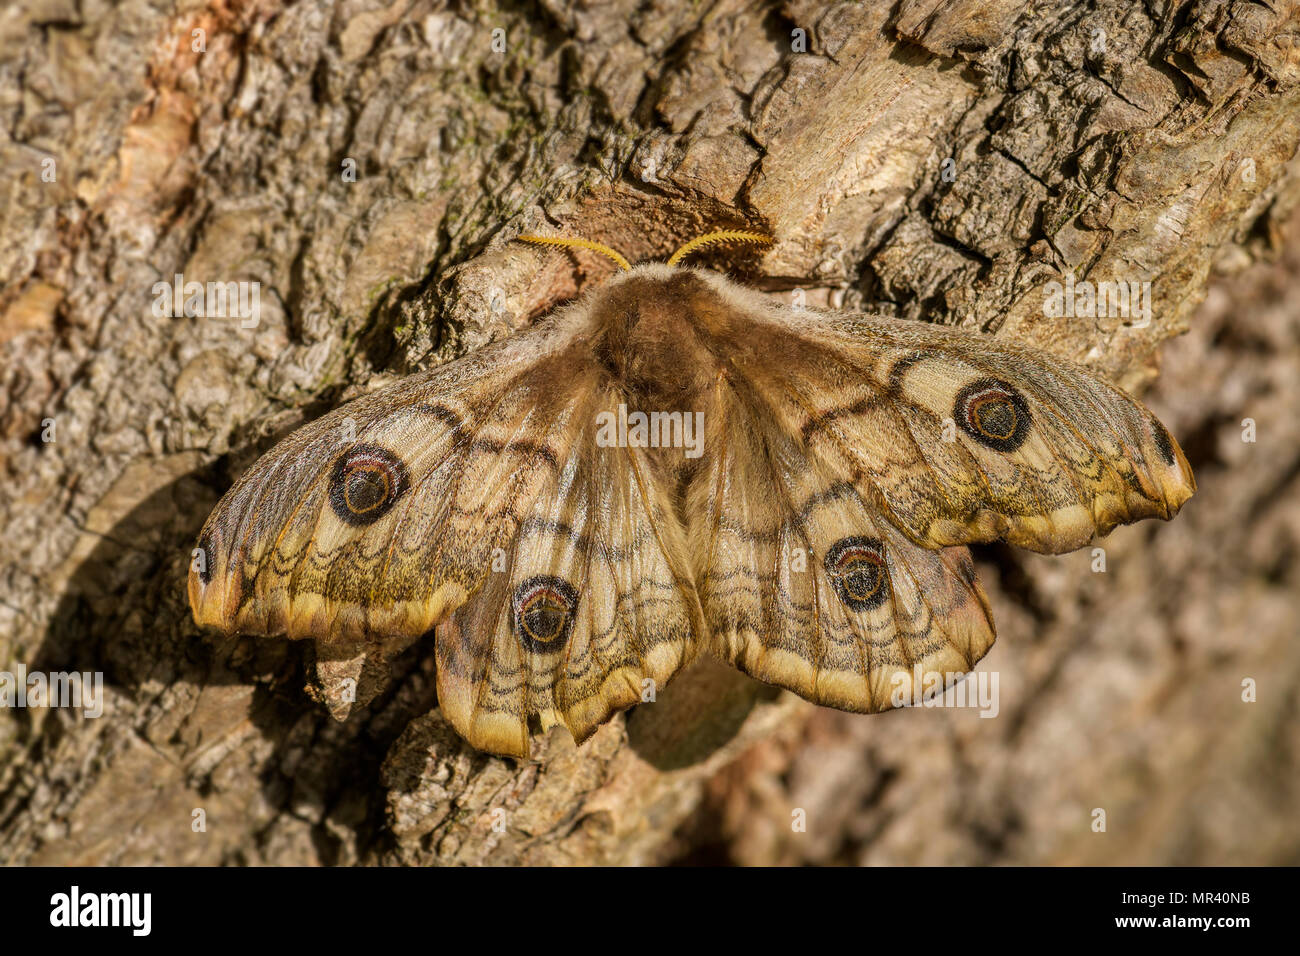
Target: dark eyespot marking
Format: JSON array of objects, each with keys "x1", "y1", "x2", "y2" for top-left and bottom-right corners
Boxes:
[
  {"x1": 1150, "y1": 416, "x2": 1177, "y2": 466},
  {"x1": 512, "y1": 576, "x2": 578, "y2": 653},
  {"x1": 328, "y1": 443, "x2": 409, "y2": 526},
  {"x1": 954, "y1": 378, "x2": 1032, "y2": 452},
  {"x1": 195, "y1": 531, "x2": 215, "y2": 585},
  {"x1": 824, "y1": 536, "x2": 890, "y2": 612}
]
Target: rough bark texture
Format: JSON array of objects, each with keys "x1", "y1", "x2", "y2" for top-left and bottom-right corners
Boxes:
[{"x1": 1, "y1": 0, "x2": 1298, "y2": 865}]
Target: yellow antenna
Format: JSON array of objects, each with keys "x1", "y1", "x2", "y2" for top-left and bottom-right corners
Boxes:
[
  {"x1": 667, "y1": 230, "x2": 772, "y2": 266},
  {"x1": 516, "y1": 234, "x2": 631, "y2": 271}
]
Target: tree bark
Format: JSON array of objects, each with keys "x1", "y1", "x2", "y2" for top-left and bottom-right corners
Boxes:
[{"x1": 1, "y1": 0, "x2": 1298, "y2": 865}]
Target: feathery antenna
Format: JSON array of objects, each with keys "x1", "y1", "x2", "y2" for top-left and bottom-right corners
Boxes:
[
  {"x1": 516, "y1": 230, "x2": 774, "y2": 269},
  {"x1": 666, "y1": 230, "x2": 773, "y2": 266},
  {"x1": 515, "y1": 235, "x2": 631, "y2": 271}
]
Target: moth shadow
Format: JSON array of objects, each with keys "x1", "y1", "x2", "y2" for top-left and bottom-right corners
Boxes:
[
  {"x1": 30, "y1": 458, "x2": 429, "y2": 863},
  {"x1": 32, "y1": 403, "x2": 348, "y2": 710},
  {"x1": 625, "y1": 656, "x2": 781, "y2": 770},
  {"x1": 33, "y1": 461, "x2": 302, "y2": 701}
]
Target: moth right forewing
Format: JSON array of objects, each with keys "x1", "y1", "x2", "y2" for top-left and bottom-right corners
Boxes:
[
  {"x1": 702, "y1": 297, "x2": 1193, "y2": 554},
  {"x1": 880, "y1": 327, "x2": 1194, "y2": 546}
]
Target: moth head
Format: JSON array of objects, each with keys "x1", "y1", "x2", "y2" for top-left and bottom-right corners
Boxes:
[{"x1": 516, "y1": 230, "x2": 772, "y2": 271}]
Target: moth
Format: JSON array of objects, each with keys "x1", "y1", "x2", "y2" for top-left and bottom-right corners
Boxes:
[{"x1": 189, "y1": 230, "x2": 1195, "y2": 758}]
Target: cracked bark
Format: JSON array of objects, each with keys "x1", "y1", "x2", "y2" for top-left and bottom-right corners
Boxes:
[{"x1": 1, "y1": 0, "x2": 1298, "y2": 865}]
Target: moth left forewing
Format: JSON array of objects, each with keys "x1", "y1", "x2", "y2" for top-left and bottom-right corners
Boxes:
[
  {"x1": 190, "y1": 386, "x2": 429, "y2": 638},
  {"x1": 189, "y1": 316, "x2": 601, "y2": 647}
]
